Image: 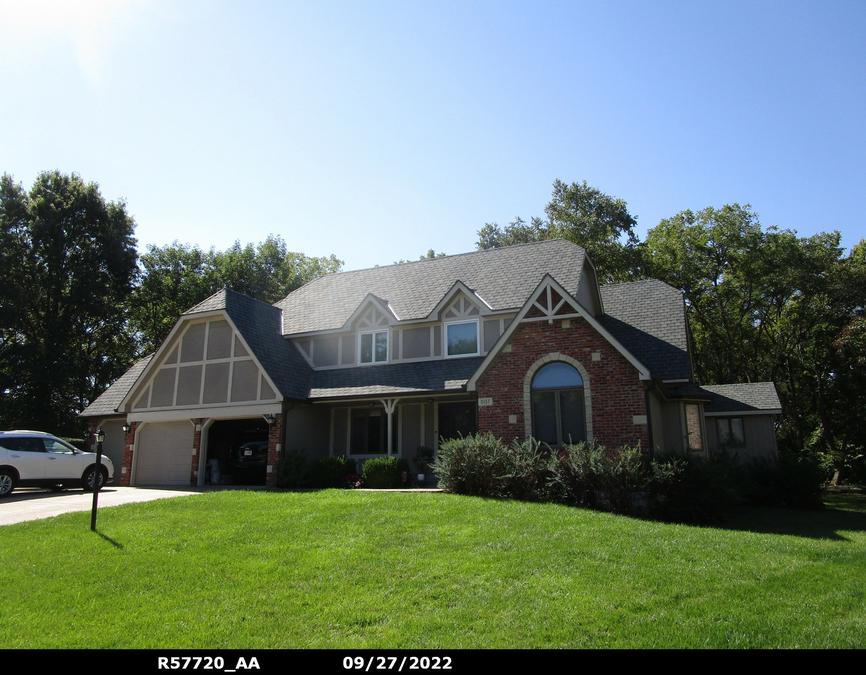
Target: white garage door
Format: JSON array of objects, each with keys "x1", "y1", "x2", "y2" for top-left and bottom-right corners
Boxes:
[{"x1": 135, "y1": 421, "x2": 194, "y2": 486}]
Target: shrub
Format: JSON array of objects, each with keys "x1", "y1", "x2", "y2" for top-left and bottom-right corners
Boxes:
[
  {"x1": 745, "y1": 455, "x2": 825, "y2": 509},
  {"x1": 544, "y1": 442, "x2": 649, "y2": 513},
  {"x1": 435, "y1": 433, "x2": 548, "y2": 499},
  {"x1": 361, "y1": 456, "x2": 410, "y2": 489},
  {"x1": 648, "y1": 451, "x2": 743, "y2": 524},
  {"x1": 310, "y1": 456, "x2": 357, "y2": 488},
  {"x1": 275, "y1": 448, "x2": 311, "y2": 489}
]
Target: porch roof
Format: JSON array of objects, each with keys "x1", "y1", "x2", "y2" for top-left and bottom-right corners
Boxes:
[{"x1": 309, "y1": 357, "x2": 484, "y2": 399}]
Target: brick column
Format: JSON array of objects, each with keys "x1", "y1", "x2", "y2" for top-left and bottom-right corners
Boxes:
[
  {"x1": 121, "y1": 421, "x2": 137, "y2": 486},
  {"x1": 266, "y1": 413, "x2": 283, "y2": 488}
]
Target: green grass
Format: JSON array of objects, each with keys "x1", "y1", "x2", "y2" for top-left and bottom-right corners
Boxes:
[{"x1": 1, "y1": 490, "x2": 864, "y2": 648}]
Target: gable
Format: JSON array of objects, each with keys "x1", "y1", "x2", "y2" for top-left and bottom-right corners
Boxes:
[{"x1": 122, "y1": 315, "x2": 280, "y2": 412}]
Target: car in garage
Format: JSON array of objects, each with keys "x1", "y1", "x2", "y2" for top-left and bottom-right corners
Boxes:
[{"x1": 0, "y1": 430, "x2": 114, "y2": 497}]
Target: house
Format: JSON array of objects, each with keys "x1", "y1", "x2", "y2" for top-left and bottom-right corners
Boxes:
[{"x1": 80, "y1": 239, "x2": 781, "y2": 487}]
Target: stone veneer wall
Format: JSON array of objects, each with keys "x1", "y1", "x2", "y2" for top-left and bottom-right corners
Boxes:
[{"x1": 476, "y1": 317, "x2": 649, "y2": 449}]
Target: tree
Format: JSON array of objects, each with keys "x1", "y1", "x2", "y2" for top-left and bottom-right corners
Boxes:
[
  {"x1": 477, "y1": 180, "x2": 644, "y2": 282},
  {"x1": 0, "y1": 171, "x2": 138, "y2": 434},
  {"x1": 129, "y1": 235, "x2": 342, "y2": 354},
  {"x1": 646, "y1": 205, "x2": 866, "y2": 469}
]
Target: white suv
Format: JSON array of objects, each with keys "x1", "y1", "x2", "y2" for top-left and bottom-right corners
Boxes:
[{"x1": 0, "y1": 430, "x2": 114, "y2": 497}]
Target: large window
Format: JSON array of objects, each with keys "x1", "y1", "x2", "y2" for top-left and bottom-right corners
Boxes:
[
  {"x1": 531, "y1": 362, "x2": 585, "y2": 446},
  {"x1": 359, "y1": 330, "x2": 388, "y2": 364},
  {"x1": 445, "y1": 320, "x2": 479, "y2": 357}
]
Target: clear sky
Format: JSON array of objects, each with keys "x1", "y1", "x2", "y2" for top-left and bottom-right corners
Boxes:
[{"x1": 1, "y1": 0, "x2": 863, "y2": 272}]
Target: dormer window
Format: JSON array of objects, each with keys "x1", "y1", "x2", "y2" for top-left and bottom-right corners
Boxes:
[
  {"x1": 359, "y1": 330, "x2": 388, "y2": 364},
  {"x1": 445, "y1": 320, "x2": 479, "y2": 357}
]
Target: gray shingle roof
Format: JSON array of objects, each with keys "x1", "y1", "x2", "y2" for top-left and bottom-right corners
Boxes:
[
  {"x1": 79, "y1": 355, "x2": 154, "y2": 417},
  {"x1": 310, "y1": 357, "x2": 484, "y2": 399},
  {"x1": 599, "y1": 280, "x2": 691, "y2": 381},
  {"x1": 701, "y1": 382, "x2": 782, "y2": 414},
  {"x1": 275, "y1": 239, "x2": 587, "y2": 335}
]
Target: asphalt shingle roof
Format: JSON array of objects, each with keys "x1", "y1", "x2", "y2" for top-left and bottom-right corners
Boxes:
[
  {"x1": 310, "y1": 357, "x2": 484, "y2": 399},
  {"x1": 275, "y1": 239, "x2": 587, "y2": 335},
  {"x1": 80, "y1": 355, "x2": 154, "y2": 417},
  {"x1": 599, "y1": 280, "x2": 691, "y2": 381},
  {"x1": 701, "y1": 382, "x2": 782, "y2": 413}
]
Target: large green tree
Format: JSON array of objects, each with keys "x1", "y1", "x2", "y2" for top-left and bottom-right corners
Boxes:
[
  {"x1": 129, "y1": 235, "x2": 342, "y2": 353},
  {"x1": 0, "y1": 171, "x2": 138, "y2": 434},
  {"x1": 646, "y1": 205, "x2": 866, "y2": 470},
  {"x1": 477, "y1": 180, "x2": 643, "y2": 282}
]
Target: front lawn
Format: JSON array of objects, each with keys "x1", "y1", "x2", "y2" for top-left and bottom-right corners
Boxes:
[{"x1": 1, "y1": 490, "x2": 864, "y2": 648}]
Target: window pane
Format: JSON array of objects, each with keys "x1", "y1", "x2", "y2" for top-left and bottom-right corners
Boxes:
[
  {"x1": 447, "y1": 322, "x2": 477, "y2": 355},
  {"x1": 532, "y1": 362, "x2": 582, "y2": 389},
  {"x1": 360, "y1": 333, "x2": 373, "y2": 363},
  {"x1": 532, "y1": 391, "x2": 558, "y2": 445},
  {"x1": 731, "y1": 418, "x2": 745, "y2": 445},
  {"x1": 716, "y1": 418, "x2": 731, "y2": 444},
  {"x1": 375, "y1": 331, "x2": 388, "y2": 362},
  {"x1": 558, "y1": 390, "x2": 585, "y2": 445},
  {"x1": 685, "y1": 404, "x2": 703, "y2": 451}
]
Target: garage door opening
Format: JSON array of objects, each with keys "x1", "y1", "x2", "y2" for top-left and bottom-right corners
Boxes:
[{"x1": 205, "y1": 419, "x2": 269, "y2": 486}]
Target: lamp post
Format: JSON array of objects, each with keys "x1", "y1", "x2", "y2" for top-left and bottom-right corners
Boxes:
[{"x1": 90, "y1": 427, "x2": 105, "y2": 532}]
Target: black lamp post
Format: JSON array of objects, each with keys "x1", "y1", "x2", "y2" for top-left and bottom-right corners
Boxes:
[{"x1": 90, "y1": 427, "x2": 105, "y2": 532}]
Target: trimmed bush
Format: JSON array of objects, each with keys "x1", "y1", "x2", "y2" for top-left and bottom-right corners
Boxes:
[
  {"x1": 361, "y1": 456, "x2": 410, "y2": 489},
  {"x1": 275, "y1": 448, "x2": 311, "y2": 489},
  {"x1": 310, "y1": 456, "x2": 357, "y2": 489}
]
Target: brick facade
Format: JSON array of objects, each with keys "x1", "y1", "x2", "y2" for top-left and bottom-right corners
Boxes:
[{"x1": 476, "y1": 317, "x2": 649, "y2": 449}]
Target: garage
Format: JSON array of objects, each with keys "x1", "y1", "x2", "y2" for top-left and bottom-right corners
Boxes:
[
  {"x1": 135, "y1": 421, "x2": 194, "y2": 486},
  {"x1": 204, "y1": 418, "x2": 269, "y2": 486}
]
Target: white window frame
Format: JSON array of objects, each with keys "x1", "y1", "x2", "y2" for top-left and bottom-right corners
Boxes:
[
  {"x1": 358, "y1": 329, "x2": 389, "y2": 365},
  {"x1": 444, "y1": 319, "x2": 480, "y2": 358}
]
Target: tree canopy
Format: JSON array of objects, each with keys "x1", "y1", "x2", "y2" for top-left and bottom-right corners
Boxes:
[
  {"x1": 477, "y1": 179, "x2": 643, "y2": 283},
  {"x1": 129, "y1": 236, "x2": 342, "y2": 353},
  {"x1": 0, "y1": 171, "x2": 138, "y2": 434}
]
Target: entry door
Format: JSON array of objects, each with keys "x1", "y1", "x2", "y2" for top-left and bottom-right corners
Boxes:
[{"x1": 437, "y1": 402, "x2": 477, "y2": 444}]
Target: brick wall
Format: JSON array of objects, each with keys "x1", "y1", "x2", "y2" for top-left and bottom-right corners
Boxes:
[{"x1": 477, "y1": 317, "x2": 649, "y2": 449}]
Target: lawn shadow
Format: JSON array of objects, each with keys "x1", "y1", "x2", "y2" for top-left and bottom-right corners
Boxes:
[
  {"x1": 95, "y1": 531, "x2": 124, "y2": 549},
  {"x1": 720, "y1": 496, "x2": 866, "y2": 541}
]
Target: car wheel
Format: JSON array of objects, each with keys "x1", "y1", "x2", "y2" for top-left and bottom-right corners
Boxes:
[
  {"x1": 82, "y1": 467, "x2": 106, "y2": 492},
  {"x1": 0, "y1": 470, "x2": 15, "y2": 497}
]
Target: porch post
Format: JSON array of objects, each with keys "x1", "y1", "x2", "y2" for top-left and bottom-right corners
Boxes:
[{"x1": 380, "y1": 398, "x2": 399, "y2": 455}]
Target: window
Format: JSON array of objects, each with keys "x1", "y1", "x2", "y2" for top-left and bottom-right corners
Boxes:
[
  {"x1": 531, "y1": 362, "x2": 585, "y2": 446},
  {"x1": 445, "y1": 320, "x2": 479, "y2": 357},
  {"x1": 349, "y1": 407, "x2": 398, "y2": 455},
  {"x1": 685, "y1": 403, "x2": 704, "y2": 453},
  {"x1": 716, "y1": 417, "x2": 745, "y2": 447},
  {"x1": 359, "y1": 330, "x2": 388, "y2": 364}
]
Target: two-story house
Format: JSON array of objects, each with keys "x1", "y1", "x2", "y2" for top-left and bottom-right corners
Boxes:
[{"x1": 81, "y1": 239, "x2": 781, "y2": 487}]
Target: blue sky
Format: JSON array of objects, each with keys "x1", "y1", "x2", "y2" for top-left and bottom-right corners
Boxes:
[{"x1": 1, "y1": 0, "x2": 863, "y2": 272}]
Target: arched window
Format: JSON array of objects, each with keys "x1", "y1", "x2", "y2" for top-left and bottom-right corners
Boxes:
[{"x1": 531, "y1": 362, "x2": 585, "y2": 446}]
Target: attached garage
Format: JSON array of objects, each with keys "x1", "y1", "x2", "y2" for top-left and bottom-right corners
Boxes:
[{"x1": 134, "y1": 421, "x2": 194, "y2": 486}]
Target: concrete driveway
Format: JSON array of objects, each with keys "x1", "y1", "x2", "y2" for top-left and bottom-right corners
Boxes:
[{"x1": 0, "y1": 486, "x2": 205, "y2": 526}]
